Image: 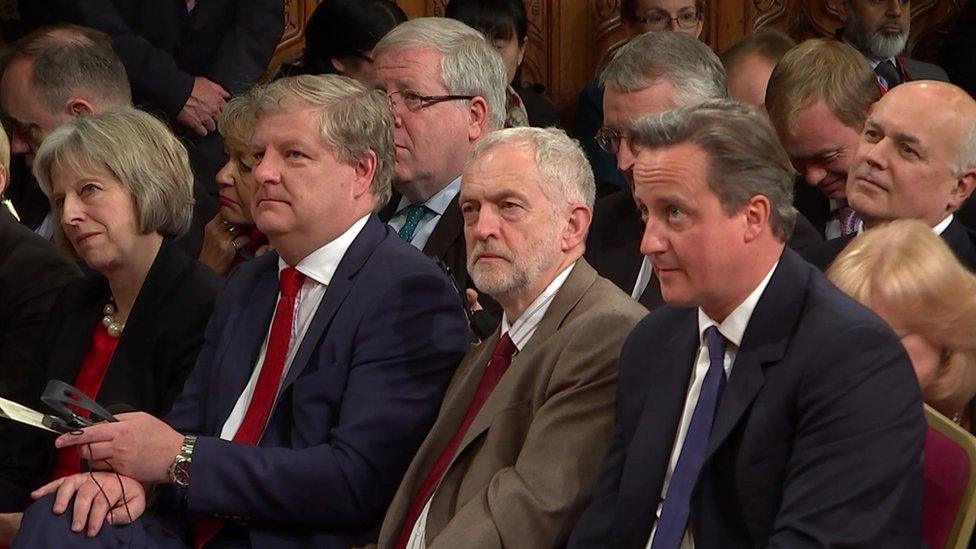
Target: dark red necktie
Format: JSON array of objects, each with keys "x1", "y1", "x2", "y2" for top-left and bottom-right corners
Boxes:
[
  {"x1": 194, "y1": 267, "x2": 305, "y2": 548},
  {"x1": 393, "y1": 332, "x2": 518, "y2": 549}
]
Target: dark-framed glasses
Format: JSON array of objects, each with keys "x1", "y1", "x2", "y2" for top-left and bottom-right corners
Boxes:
[
  {"x1": 637, "y1": 9, "x2": 701, "y2": 30},
  {"x1": 387, "y1": 90, "x2": 476, "y2": 113},
  {"x1": 595, "y1": 126, "x2": 623, "y2": 154}
]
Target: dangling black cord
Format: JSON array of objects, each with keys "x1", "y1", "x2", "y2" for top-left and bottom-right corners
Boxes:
[{"x1": 70, "y1": 427, "x2": 133, "y2": 548}]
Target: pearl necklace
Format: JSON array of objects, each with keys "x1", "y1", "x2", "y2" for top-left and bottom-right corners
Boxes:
[{"x1": 101, "y1": 299, "x2": 125, "y2": 338}]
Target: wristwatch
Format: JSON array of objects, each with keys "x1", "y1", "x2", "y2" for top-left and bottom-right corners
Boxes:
[{"x1": 169, "y1": 435, "x2": 196, "y2": 487}]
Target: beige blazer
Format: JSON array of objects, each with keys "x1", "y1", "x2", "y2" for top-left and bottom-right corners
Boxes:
[{"x1": 375, "y1": 260, "x2": 647, "y2": 549}]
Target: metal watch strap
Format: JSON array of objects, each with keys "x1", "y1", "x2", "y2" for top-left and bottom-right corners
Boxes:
[{"x1": 169, "y1": 435, "x2": 196, "y2": 487}]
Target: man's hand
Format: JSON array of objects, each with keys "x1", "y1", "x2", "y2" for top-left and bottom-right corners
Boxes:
[
  {"x1": 31, "y1": 473, "x2": 146, "y2": 538},
  {"x1": 54, "y1": 412, "x2": 184, "y2": 484},
  {"x1": 177, "y1": 76, "x2": 230, "y2": 136}
]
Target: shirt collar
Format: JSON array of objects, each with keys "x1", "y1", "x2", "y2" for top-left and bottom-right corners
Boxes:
[
  {"x1": 500, "y1": 262, "x2": 577, "y2": 351},
  {"x1": 933, "y1": 213, "x2": 954, "y2": 235},
  {"x1": 277, "y1": 214, "x2": 371, "y2": 286},
  {"x1": 697, "y1": 260, "x2": 779, "y2": 349},
  {"x1": 395, "y1": 176, "x2": 462, "y2": 217}
]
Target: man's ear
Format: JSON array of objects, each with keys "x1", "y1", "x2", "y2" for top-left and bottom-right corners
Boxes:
[
  {"x1": 948, "y1": 169, "x2": 976, "y2": 212},
  {"x1": 742, "y1": 194, "x2": 772, "y2": 243},
  {"x1": 331, "y1": 57, "x2": 348, "y2": 74},
  {"x1": 352, "y1": 150, "x2": 378, "y2": 199},
  {"x1": 467, "y1": 96, "x2": 490, "y2": 142},
  {"x1": 66, "y1": 98, "x2": 95, "y2": 117},
  {"x1": 562, "y1": 203, "x2": 592, "y2": 252}
]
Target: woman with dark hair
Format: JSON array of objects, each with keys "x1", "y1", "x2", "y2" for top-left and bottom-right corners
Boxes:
[
  {"x1": 298, "y1": 0, "x2": 406, "y2": 86},
  {"x1": 445, "y1": 0, "x2": 561, "y2": 128}
]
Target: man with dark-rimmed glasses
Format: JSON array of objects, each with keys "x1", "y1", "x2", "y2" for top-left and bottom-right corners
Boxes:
[{"x1": 373, "y1": 17, "x2": 509, "y2": 331}]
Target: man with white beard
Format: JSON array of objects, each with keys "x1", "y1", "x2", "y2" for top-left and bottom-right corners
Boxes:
[
  {"x1": 370, "y1": 127, "x2": 647, "y2": 549},
  {"x1": 838, "y1": 0, "x2": 947, "y2": 90}
]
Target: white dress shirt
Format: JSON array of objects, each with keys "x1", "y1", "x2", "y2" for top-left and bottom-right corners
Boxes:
[
  {"x1": 933, "y1": 213, "x2": 954, "y2": 235},
  {"x1": 645, "y1": 260, "x2": 779, "y2": 549},
  {"x1": 824, "y1": 198, "x2": 864, "y2": 240},
  {"x1": 632, "y1": 256, "x2": 653, "y2": 301},
  {"x1": 406, "y1": 262, "x2": 578, "y2": 549},
  {"x1": 869, "y1": 56, "x2": 899, "y2": 89},
  {"x1": 387, "y1": 177, "x2": 461, "y2": 251},
  {"x1": 219, "y1": 214, "x2": 370, "y2": 440}
]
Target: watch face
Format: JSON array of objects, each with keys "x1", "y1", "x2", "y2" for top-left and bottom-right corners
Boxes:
[{"x1": 174, "y1": 460, "x2": 191, "y2": 486}]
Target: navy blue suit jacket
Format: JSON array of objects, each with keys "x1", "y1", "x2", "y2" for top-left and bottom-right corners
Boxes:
[
  {"x1": 569, "y1": 248, "x2": 925, "y2": 548},
  {"x1": 164, "y1": 215, "x2": 469, "y2": 547}
]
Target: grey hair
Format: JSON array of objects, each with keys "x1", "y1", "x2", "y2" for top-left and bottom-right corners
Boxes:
[
  {"x1": 953, "y1": 119, "x2": 976, "y2": 176},
  {"x1": 373, "y1": 17, "x2": 508, "y2": 130},
  {"x1": 627, "y1": 99, "x2": 797, "y2": 241},
  {"x1": 468, "y1": 127, "x2": 596, "y2": 210},
  {"x1": 32, "y1": 107, "x2": 194, "y2": 237},
  {"x1": 600, "y1": 31, "x2": 728, "y2": 106},
  {"x1": 252, "y1": 74, "x2": 395, "y2": 209},
  {"x1": 10, "y1": 24, "x2": 131, "y2": 111}
]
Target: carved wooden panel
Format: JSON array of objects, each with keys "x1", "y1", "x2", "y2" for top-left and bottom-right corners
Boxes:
[
  {"x1": 270, "y1": 0, "x2": 967, "y2": 114},
  {"x1": 750, "y1": 0, "x2": 963, "y2": 61}
]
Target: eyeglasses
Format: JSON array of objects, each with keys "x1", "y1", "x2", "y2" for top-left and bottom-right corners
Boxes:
[
  {"x1": 595, "y1": 126, "x2": 623, "y2": 154},
  {"x1": 636, "y1": 9, "x2": 702, "y2": 30},
  {"x1": 387, "y1": 90, "x2": 476, "y2": 113}
]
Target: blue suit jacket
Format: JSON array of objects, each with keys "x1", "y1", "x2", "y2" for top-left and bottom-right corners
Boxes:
[
  {"x1": 569, "y1": 248, "x2": 925, "y2": 548},
  {"x1": 164, "y1": 215, "x2": 469, "y2": 548}
]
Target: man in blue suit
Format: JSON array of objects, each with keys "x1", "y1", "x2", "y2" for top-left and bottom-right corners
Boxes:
[
  {"x1": 14, "y1": 75, "x2": 470, "y2": 548},
  {"x1": 568, "y1": 100, "x2": 925, "y2": 548}
]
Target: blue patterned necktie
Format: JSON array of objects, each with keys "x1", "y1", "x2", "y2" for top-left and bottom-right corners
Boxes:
[
  {"x1": 397, "y1": 204, "x2": 428, "y2": 243},
  {"x1": 650, "y1": 326, "x2": 728, "y2": 549},
  {"x1": 834, "y1": 205, "x2": 861, "y2": 237}
]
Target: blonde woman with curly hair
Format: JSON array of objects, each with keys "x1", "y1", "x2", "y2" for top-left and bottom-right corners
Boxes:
[{"x1": 828, "y1": 219, "x2": 976, "y2": 429}]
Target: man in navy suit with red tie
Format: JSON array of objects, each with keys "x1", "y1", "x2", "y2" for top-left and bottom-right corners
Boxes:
[
  {"x1": 568, "y1": 100, "x2": 924, "y2": 548},
  {"x1": 13, "y1": 75, "x2": 470, "y2": 548}
]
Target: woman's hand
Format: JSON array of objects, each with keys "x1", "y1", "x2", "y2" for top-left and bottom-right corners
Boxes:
[
  {"x1": 198, "y1": 215, "x2": 249, "y2": 275},
  {"x1": 31, "y1": 473, "x2": 146, "y2": 537}
]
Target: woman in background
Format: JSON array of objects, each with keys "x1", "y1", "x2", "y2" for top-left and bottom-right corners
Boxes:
[
  {"x1": 445, "y1": 0, "x2": 561, "y2": 128},
  {"x1": 198, "y1": 94, "x2": 269, "y2": 275},
  {"x1": 828, "y1": 219, "x2": 976, "y2": 431},
  {"x1": 289, "y1": 0, "x2": 407, "y2": 86}
]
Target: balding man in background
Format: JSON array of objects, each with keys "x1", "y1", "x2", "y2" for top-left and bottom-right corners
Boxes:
[
  {"x1": 801, "y1": 80, "x2": 976, "y2": 271},
  {"x1": 720, "y1": 28, "x2": 794, "y2": 107},
  {"x1": 0, "y1": 24, "x2": 213, "y2": 254}
]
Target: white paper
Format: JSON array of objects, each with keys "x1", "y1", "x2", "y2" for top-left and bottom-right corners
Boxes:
[{"x1": 0, "y1": 397, "x2": 57, "y2": 433}]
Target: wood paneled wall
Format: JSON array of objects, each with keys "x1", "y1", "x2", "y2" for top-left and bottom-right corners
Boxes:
[{"x1": 272, "y1": 0, "x2": 966, "y2": 112}]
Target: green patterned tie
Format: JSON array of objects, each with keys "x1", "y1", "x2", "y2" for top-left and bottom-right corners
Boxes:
[{"x1": 397, "y1": 204, "x2": 428, "y2": 243}]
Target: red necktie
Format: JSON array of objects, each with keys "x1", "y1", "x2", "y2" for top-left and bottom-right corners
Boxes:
[
  {"x1": 194, "y1": 267, "x2": 305, "y2": 548},
  {"x1": 393, "y1": 333, "x2": 518, "y2": 549}
]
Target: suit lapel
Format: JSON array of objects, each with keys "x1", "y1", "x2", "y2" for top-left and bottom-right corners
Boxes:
[
  {"x1": 704, "y1": 249, "x2": 808, "y2": 461},
  {"x1": 422, "y1": 196, "x2": 462, "y2": 260},
  {"x1": 212, "y1": 259, "x2": 279, "y2": 426},
  {"x1": 941, "y1": 218, "x2": 976, "y2": 270},
  {"x1": 450, "y1": 261, "x2": 598, "y2": 460},
  {"x1": 379, "y1": 336, "x2": 496, "y2": 545},
  {"x1": 47, "y1": 276, "x2": 105, "y2": 387},
  {"x1": 611, "y1": 313, "x2": 698, "y2": 549},
  {"x1": 280, "y1": 215, "x2": 386, "y2": 390}
]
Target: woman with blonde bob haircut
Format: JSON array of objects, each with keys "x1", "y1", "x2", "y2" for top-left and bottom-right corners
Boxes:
[
  {"x1": 0, "y1": 107, "x2": 221, "y2": 518},
  {"x1": 197, "y1": 92, "x2": 271, "y2": 275},
  {"x1": 828, "y1": 219, "x2": 976, "y2": 430}
]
